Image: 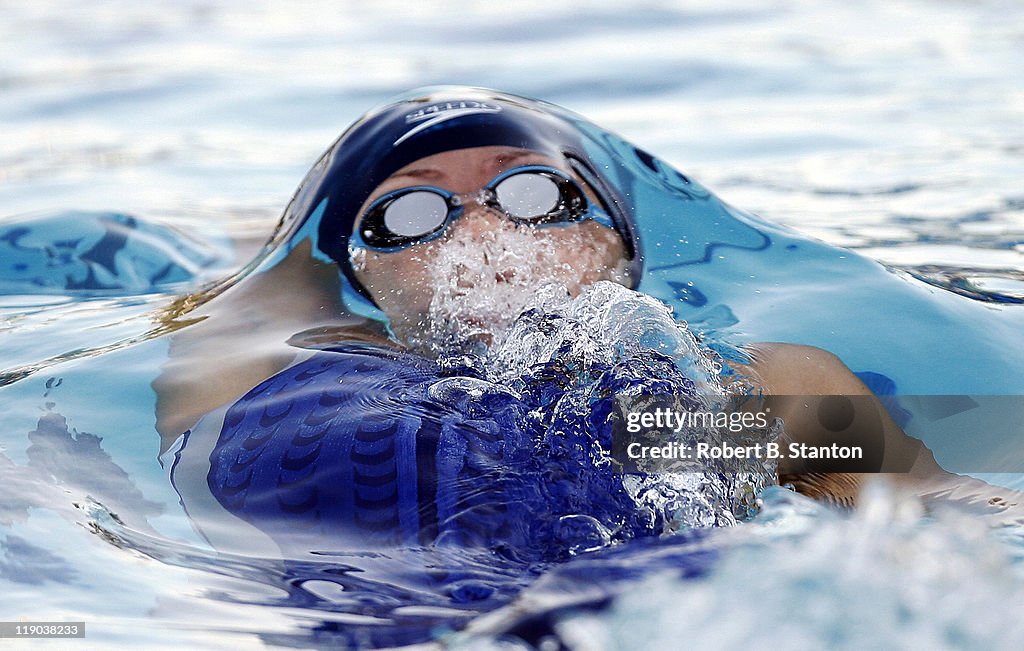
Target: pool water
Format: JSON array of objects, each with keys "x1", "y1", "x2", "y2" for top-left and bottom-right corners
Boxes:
[{"x1": 2, "y1": 1, "x2": 1024, "y2": 649}]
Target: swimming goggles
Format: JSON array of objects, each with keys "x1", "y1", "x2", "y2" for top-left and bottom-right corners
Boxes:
[{"x1": 350, "y1": 164, "x2": 614, "y2": 251}]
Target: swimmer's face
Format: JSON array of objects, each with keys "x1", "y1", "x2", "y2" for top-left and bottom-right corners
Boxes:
[{"x1": 349, "y1": 146, "x2": 630, "y2": 351}]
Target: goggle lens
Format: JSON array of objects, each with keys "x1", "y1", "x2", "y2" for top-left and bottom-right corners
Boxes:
[
  {"x1": 382, "y1": 191, "x2": 449, "y2": 237},
  {"x1": 493, "y1": 173, "x2": 562, "y2": 222}
]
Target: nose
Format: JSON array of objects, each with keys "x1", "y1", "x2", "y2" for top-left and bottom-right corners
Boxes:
[
  {"x1": 447, "y1": 200, "x2": 509, "y2": 239},
  {"x1": 441, "y1": 201, "x2": 521, "y2": 285}
]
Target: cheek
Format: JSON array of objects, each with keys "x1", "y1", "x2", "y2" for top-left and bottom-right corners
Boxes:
[
  {"x1": 544, "y1": 226, "x2": 624, "y2": 282},
  {"x1": 357, "y1": 251, "x2": 435, "y2": 312}
]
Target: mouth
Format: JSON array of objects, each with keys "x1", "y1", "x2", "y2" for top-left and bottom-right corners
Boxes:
[{"x1": 459, "y1": 315, "x2": 488, "y2": 329}]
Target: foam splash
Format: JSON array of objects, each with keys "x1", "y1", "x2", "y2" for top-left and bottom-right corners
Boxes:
[
  {"x1": 485, "y1": 281, "x2": 723, "y2": 392},
  {"x1": 399, "y1": 221, "x2": 628, "y2": 356},
  {"x1": 550, "y1": 483, "x2": 1024, "y2": 650},
  {"x1": 474, "y1": 281, "x2": 774, "y2": 533}
]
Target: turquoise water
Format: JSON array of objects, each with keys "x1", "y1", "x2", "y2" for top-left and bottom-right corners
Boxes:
[{"x1": 2, "y1": 1, "x2": 1024, "y2": 649}]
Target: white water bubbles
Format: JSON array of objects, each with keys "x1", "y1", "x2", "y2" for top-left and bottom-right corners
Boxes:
[
  {"x1": 485, "y1": 280, "x2": 722, "y2": 392},
  {"x1": 395, "y1": 217, "x2": 628, "y2": 358},
  {"x1": 483, "y1": 281, "x2": 778, "y2": 530}
]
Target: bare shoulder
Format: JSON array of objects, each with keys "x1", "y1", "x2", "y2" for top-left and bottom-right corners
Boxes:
[
  {"x1": 739, "y1": 342, "x2": 873, "y2": 396},
  {"x1": 729, "y1": 343, "x2": 1024, "y2": 519},
  {"x1": 736, "y1": 342, "x2": 928, "y2": 498}
]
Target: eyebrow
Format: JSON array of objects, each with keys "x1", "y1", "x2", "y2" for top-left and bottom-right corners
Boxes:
[
  {"x1": 391, "y1": 151, "x2": 547, "y2": 181},
  {"x1": 386, "y1": 167, "x2": 446, "y2": 182},
  {"x1": 489, "y1": 150, "x2": 554, "y2": 170}
]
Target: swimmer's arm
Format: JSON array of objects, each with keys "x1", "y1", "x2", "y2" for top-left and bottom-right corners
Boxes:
[
  {"x1": 152, "y1": 239, "x2": 393, "y2": 453},
  {"x1": 736, "y1": 343, "x2": 928, "y2": 505},
  {"x1": 739, "y1": 343, "x2": 1024, "y2": 521},
  {"x1": 742, "y1": 342, "x2": 927, "y2": 470}
]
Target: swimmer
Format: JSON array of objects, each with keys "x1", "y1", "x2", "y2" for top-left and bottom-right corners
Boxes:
[{"x1": 154, "y1": 86, "x2": 1022, "y2": 522}]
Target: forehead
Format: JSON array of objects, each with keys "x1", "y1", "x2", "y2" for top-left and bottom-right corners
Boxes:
[{"x1": 370, "y1": 146, "x2": 565, "y2": 196}]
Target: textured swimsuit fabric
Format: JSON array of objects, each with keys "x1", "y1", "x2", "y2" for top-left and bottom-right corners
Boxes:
[{"x1": 204, "y1": 345, "x2": 691, "y2": 557}]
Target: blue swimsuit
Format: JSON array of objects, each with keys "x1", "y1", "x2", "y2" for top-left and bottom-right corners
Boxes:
[{"x1": 195, "y1": 344, "x2": 669, "y2": 558}]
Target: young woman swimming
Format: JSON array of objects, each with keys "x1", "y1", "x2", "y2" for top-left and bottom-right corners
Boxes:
[{"x1": 154, "y1": 87, "x2": 1020, "y2": 554}]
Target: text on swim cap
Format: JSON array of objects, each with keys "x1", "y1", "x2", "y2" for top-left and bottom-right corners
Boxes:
[{"x1": 395, "y1": 101, "x2": 503, "y2": 145}]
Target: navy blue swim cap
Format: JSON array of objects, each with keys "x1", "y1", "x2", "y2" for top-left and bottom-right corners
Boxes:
[{"x1": 275, "y1": 87, "x2": 643, "y2": 304}]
